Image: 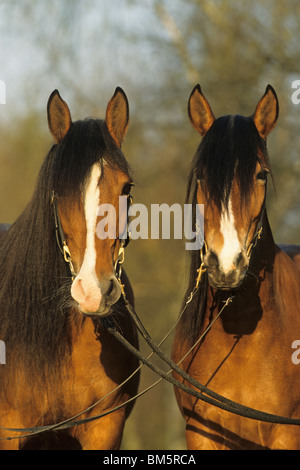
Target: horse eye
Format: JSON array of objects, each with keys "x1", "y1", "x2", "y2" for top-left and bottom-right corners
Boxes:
[
  {"x1": 122, "y1": 183, "x2": 134, "y2": 196},
  {"x1": 256, "y1": 170, "x2": 269, "y2": 182}
]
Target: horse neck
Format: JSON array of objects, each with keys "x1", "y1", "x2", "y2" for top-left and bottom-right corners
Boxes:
[{"x1": 252, "y1": 211, "x2": 276, "y2": 273}]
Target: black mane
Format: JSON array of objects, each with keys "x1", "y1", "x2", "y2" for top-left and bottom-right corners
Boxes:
[
  {"x1": 0, "y1": 119, "x2": 131, "y2": 400},
  {"x1": 182, "y1": 114, "x2": 271, "y2": 344},
  {"x1": 186, "y1": 114, "x2": 270, "y2": 212}
]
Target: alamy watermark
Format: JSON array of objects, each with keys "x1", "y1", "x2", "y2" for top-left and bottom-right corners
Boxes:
[
  {"x1": 291, "y1": 80, "x2": 300, "y2": 105},
  {"x1": 0, "y1": 80, "x2": 6, "y2": 104},
  {"x1": 291, "y1": 340, "x2": 300, "y2": 364},
  {"x1": 0, "y1": 341, "x2": 5, "y2": 365},
  {"x1": 96, "y1": 197, "x2": 204, "y2": 251}
]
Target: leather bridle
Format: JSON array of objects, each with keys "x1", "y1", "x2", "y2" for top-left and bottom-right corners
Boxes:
[
  {"x1": 51, "y1": 191, "x2": 132, "y2": 282},
  {"x1": 51, "y1": 192, "x2": 76, "y2": 280}
]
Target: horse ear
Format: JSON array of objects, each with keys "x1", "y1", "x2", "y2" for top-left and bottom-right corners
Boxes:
[
  {"x1": 47, "y1": 90, "x2": 72, "y2": 143},
  {"x1": 105, "y1": 87, "x2": 129, "y2": 147},
  {"x1": 253, "y1": 85, "x2": 279, "y2": 139},
  {"x1": 188, "y1": 84, "x2": 215, "y2": 136}
]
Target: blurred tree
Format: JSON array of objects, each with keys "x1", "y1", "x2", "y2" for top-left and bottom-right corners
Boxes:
[
  {"x1": 150, "y1": 0, "x2": 300, "y2": 243},
  {"x1": 0, "y1": 0, "x2": 300, "y2": 451}
]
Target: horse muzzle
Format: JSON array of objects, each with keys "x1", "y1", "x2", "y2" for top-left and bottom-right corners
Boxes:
[
  {"x1": 71, "y1": 274, "x2": 122, "y2": 316},
  {"x1": 204, "y1": 249, "x2": 248, "y2": 290}
]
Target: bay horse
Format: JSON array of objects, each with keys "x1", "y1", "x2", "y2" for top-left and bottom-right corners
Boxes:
[
  {"x1": 0, "y1": 88, "x2": 139, "y2": 449},
  {"x1": 172, "y1": 84, "x2": 300, "y2": 449}
]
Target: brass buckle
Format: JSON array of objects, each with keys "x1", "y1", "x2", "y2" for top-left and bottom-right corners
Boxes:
[
  {"x1": 117, "y1": 246, "x2": 125, "y2": 265},
  {"x1": 114, "y1": 244, "x2": 126, "y2": 296},
  {"x1": 247, "y1": 226, "x2": 263, "y2": 259},
  {"x1": 196, "y1": 262, "x2": 207, "y2": 289},
  {"x1": 63, "y1": 243, "x2": 72, "y2": 263},
  {"x1": 63, "y1": 243, "x2": 76, "y2": 280},
  {"x1": 195, "y1": 243, "x2": 207, "y2": 289}
]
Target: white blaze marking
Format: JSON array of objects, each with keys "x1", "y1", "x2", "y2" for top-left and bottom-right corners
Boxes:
[
  {"x1": 219, "y1": 197, "x2": 241, "y2": 273},
  {"x1": 81, "y1": 163, "x2": 101, "y2": 277},
  {"x1": 71, "y1": 163, "x2": 102, "y2": 311}
]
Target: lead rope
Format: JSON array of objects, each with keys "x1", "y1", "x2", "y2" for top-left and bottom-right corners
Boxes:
[
  {"x1": 0, "y1": 266, "x2": 203, "y2": 442},
  {"x1": 52, "y1": 199, "x2": 300, "y2": 426},
  {"x1": 0, "y1": 201, "x2": 269, "y2": 440},
  {"x1": 0, "y1": 239, "x2": 199, "y2": 441},
  {"x1": 5, "y1": 205, "x2": 298, "y2": 441},
  {"x1": 112, "y1": 242, "x2": 300, "y2": 426},
  {"x1": 111, "y1": 264, "x2": 300, "y2": 425},
  {"x1": 3, "y1": 239, "x2": 300, "y2": 441}
]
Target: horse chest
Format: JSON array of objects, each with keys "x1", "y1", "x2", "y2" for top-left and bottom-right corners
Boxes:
[
  {"x1": 178, "y1": 322, "x2": 300, "y2": 449},
  {"x1": 67, "y1": 321, "x2": 129, "y2": 411}
]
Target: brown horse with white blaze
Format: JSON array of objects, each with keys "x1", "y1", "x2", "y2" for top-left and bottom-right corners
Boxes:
[
  {"x1": 0, "y1": 88, "x2": 139, "y2": 449},
  {"x1": 172, "y1": 84, "x2": 300, "y2": 449}
]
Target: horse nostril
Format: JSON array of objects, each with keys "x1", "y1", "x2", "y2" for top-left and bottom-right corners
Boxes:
[
  {"x1": 235, "y1": 252, "x2": 248, "y2": 270},
  {"x1": 103, "y1": 276, "x2": 122, "y2": 307},
  {"x1": 106, "y1": 279, "x2": 114, "y2": 298},
  {"x1": 205, "y1": 251, "x2": 219, "y2": 271}
]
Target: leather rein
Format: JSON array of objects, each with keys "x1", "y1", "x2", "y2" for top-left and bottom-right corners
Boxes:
[{"x1": 3, "y1": 191, "x2": 300, "y2": 442}]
